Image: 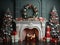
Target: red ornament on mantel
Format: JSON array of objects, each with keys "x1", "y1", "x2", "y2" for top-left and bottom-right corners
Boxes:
[
  {"x1": 39, "y1": 17, "x2": 44, "y2": 22},
  {"x1": 16, "y1": 17, "x2": 23, "y2": 21}
]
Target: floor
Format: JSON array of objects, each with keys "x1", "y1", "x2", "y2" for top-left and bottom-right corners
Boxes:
[{"x1": 0, "y1": 40, "x2": 60, "y2": 45}]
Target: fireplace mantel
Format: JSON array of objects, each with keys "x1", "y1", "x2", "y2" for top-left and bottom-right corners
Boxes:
[
  {"x1": 15, "y1": 20, "x2": 46, "y2": 41},
  {"x1": 16, "y1": 21, "x2": 42, "y2": 24}
]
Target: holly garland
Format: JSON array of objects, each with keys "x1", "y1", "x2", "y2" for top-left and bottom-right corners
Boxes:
[{"x1": 23, "y1": 4, "x2": 38, "y2": 19}]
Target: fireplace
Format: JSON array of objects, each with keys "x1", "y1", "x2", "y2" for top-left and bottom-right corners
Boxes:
[
  {"x1": 23, "y1": 28, "x2": 39, "y2": 41},
  {"x1": 16, "y1": 20, "x2": 46, "y2": 42}
]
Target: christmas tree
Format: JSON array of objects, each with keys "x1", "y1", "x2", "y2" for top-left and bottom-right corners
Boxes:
[
  {"x1": 49, "y1": 6, "x2": 60, "y2": 39},
  {"x1": 2, "y1": 8, "x2": 13, "y2": 35},
  {"x1": 0, "y1": 8, "x2": 14, "y2": 43}
]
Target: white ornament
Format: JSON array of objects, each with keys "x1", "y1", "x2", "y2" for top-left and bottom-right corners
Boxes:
[
  {"x1": 24, "y1": 9, "x2": 26, "y2": 11},
  {"x1": 24, "y1": 13, "x2": 27, "y2": 15},
  {"x1": 8, "y1": 15, "x2": 11, "y2": 17},
  {"x1": 36, "y1": 12, "x2": 38, "y2": 15}
]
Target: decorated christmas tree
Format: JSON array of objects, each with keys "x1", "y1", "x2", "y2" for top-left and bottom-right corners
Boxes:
[
  {"x1": 0, "y1": 8, "x2": 14, "y2": 43},
  {"x1": 2, "y1": 8, "x2": 13, "y2": 35},
  {"x1": 49, "y1": 6, "x2": 60, "y2": 39}
]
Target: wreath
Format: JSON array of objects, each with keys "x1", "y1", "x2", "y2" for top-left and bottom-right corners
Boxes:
[{"x1": 23, "y1": 4, "x2": 38, "y2": 19}]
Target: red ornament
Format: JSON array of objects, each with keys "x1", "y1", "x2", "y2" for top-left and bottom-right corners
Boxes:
[
  {"x1": 11, "y1": 31, "x2": 17, "y2": 36},
  {"x1": 51, "y1": 38, "x2": 58, "y2": 43},
  {"x1": 46, "y1": 26, "x2": 51, "y2": 31},
  {"x1": 43, "y1": 37, "x2": 46, "y2": 41},
  {"x1": 39, "y1": 17, "x2": 44, "y2": 22},
  {"x1": 16, "y1": 17, "x2": 23, "y2": 21},
  {"x1": 46, "y1": 31, "x2": 50, "y2": 37}
]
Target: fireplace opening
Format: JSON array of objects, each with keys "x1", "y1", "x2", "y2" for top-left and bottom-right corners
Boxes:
[{"x1": 23, "y1": 28, "x2": 39, "y2": 42}]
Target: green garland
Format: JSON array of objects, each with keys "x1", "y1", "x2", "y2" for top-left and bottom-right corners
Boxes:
[{"x1": 23, "y1": 4, "x2": 38, "y2": 19}]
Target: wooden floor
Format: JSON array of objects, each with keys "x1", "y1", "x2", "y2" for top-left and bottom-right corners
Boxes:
[{"x1": 0, "y1": 40, "x2": 60, "y2": 45}]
